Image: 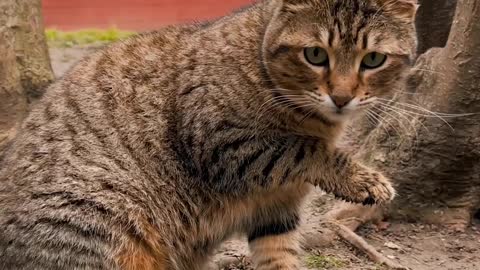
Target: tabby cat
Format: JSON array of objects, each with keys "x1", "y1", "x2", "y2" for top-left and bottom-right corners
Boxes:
[{"x1": 0, "y1": 0, "x2": 417, "y2": 269}]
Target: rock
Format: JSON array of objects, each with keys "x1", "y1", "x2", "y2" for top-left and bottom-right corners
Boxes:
[{"x1": 384, "y1": 241, "x2": 401, "y2": 250}]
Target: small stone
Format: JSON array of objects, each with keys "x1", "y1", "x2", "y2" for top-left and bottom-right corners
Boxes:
[
  {"x1": 387, "y1": 255, "x2": 396, "y2": 260},
  {"x1": 376, "y1": 221, "x2": 391, "y2": 231},
  {"x1": 384, "y1": 242, "x2": 401, "y2": 250}
]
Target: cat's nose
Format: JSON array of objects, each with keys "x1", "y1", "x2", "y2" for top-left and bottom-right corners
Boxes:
[{"x1": 330, "y1": 94, "x2": 353, "y2": 109}]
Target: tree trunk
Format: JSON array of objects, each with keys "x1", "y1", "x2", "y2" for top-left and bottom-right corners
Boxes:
[
  {"x1": 0, "y1": 0, "x2": 53, "y2": 151},
  {"x1": 355, "y1": 0, "x2": 480, "y2": 228},
  {"x1": 416, "y1": 0, "x2": 457, "y2": 54}
]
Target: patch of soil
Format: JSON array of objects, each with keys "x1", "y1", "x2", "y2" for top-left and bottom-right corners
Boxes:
[
  {"x1": 211, "y1": 200, "x2": 480, "y2": 270},
  {"x1": 212, "y1": 217, "x2": 480, "y2": 270},
  {"x1": 323, "y1": 222, "x2": 480, "y2": 270},
  {"x1": 49, "y1": 45, "x2": 104, "y2": 77},
  {"x1": 48, "y1": 45, "x2": 480, "y2": 270}
]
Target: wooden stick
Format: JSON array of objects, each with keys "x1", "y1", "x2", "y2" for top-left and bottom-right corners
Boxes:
[{"x1": 330, "y1": 222, "x2": 408, "y2": 270}]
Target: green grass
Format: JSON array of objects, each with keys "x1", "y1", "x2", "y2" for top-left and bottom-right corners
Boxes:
[
  {"x1": 305, "y1": 254, "x2": 346, "y2": 269},
  {"x1": 45, "y1": 28, "x2": 135, "y2": 47}
]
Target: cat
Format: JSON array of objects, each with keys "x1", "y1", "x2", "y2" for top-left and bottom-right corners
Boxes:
[{"x1": 0, "y1": 0, "x2": 417, "y2": 269}]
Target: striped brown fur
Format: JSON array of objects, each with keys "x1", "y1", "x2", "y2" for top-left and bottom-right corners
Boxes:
[{"x1": 0, "y1": 0, "x2": 416, "y2": 269}]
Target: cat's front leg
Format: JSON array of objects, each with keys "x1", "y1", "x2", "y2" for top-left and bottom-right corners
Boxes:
[
  {"x1": 247, "y1": 214, "x2": 301, "y2": 270},
  {"x1": 313, "y1": 150, "x2": 396, "y2": 205}
]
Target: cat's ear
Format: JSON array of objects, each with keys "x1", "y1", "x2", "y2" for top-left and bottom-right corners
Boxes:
[{"x1": 379, "y1": 0, "x2": 419, "y2": 21}]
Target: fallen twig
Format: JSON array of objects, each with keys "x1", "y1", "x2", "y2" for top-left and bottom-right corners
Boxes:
[{"x1": 329, "y1": 221, "x2": 408, "y2": 270}]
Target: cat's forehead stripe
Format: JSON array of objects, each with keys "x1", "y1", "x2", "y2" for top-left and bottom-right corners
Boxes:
[{"x1": 327, "y1": 0, "x2": 380, "y2": 49}]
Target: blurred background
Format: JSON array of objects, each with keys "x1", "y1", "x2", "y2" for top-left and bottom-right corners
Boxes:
[
  {"x1": 40, "y1": 0, "x2": 254, "y2": 76},
  {"x1": 42, "y1": 0, "x2": 252, "y2": 31}
]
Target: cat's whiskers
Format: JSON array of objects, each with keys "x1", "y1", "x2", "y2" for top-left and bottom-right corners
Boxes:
[
  {"x1": 410, "y1": 67, "x2": 445, "y2": 75},
  {"x1": 265, "y1": 94, "x2": 312, "y2": 114},
  {"x1": 299, "y1": 105, "x2": 318, "y2": 125},
  {"x1": 357, "y1": 97, "x2": 377, "y2": 107},
  {"x1": 368, "y1": 107, "x2": 403, "y2": 139},
  {"x1": 254, "y1": 88, "x2": 329, "y2": 132},
  {"x1": 376, "y1": 100, "x2": 450, "y2": 130},
  {"x1": 371, "y1": 107, "x2": 404, "y2": 140},
  {"x1": 366, "y1": 110, "x2": 391, "y2": 140},
  {"x1": 254, "y1": 95, "x2": 292, "y2": 128},
  {"x1": 253, "y1": 92, "x2": 316, "y2": 133},
  {"x1": 255, "y1": 90, "x2": 300, "y2": 114},
  {"x1": 304, "y1": 91, "x2": 325, "y2": 103},
  {"x1": 358, "y1": 102, "x2": 374, "y2": 107},
  {"x1": 376, "y1": 97, "x2": 473, "y2": 117},
  {"x1": 377, "y1": 104, "x2": 421, "y2": 134},
  {"x1": 365, "y1": 111, "x2": 382, "y2": 128},
  {"x1": 375, "y1": 98, "x2": 475, "y2": 131},
  {"x1": 262, "y1": 87, "x2": 314, "y2": 107},
  {"x1": 393, "y1": 90, "x2": 419, "y2": 96},
  {"x1": 372, "y1": 106, "x2": 416, "y2": 142},
  {"x1": 254, "y1": 96, "x2": 294, "y2": 127},
  {"x1": 376, "y1": 102, "x2": 431, "y2": 133},
  {"x1": 280, "y1": 93, "x2": 320, "y2": 121}
]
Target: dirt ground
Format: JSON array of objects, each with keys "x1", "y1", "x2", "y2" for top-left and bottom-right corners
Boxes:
[
  {"x1": 210, "y1": 193, "x2": 480, "y2": 270},
  {"x1": 49, "y1": 45, "x2": 480, "y2": 270}
]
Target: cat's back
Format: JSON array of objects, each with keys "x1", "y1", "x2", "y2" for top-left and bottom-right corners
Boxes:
[
  {"x1": 0, "y1": 24, "x2": 206, "y2": 269},
  {"x1": 0, "y1": 24, "x2": 197, "y2": 186},
  {"x1": 2, "y1": 23, "x2": 203, "y2": 170}
]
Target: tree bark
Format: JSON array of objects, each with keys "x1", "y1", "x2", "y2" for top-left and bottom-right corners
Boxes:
[
  {"x1": 355, "y1": 0, "x2": 480, "y2": 228},
  {"x1": 0, "y1": 0, "x2": 53, "y2": 151}
]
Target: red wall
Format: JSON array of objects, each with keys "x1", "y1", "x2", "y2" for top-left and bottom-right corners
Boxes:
[{"x1": 42, "y1": 0, "x2": 253, "y2": 31}]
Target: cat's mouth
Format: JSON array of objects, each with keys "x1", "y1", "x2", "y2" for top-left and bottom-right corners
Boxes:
[
  {"x1": 319, "y1": 104, "x2": 366, "y2": 124},
  {"x1": 320, "y1": 96, "x2": 373, "y2": 123},
  {"x1": 324, "y1": 109, "x2": 354, "y2": 122},
  {"x1": 285, "y1": 93, "x2": 368, "y2": 124},
  {"x1": 295, "y1": 106, "x2": 357, "y2": 125}
]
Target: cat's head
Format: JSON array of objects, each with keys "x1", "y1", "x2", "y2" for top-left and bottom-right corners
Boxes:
[{"x1": 262, "y1": 0, "x2": 417, "y2": 123}]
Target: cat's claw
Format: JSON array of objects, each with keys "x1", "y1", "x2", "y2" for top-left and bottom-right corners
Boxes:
[{"x1": 362, "y1": 196, "x2": 376, "y2": 206}]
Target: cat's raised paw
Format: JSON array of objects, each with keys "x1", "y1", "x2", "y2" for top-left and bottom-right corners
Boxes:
[{"x1": 337, "y1": 166, "x2": 396, "y2": 205}]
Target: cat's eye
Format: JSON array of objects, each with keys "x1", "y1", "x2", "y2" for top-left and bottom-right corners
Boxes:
[
  {"x1": 361, "y1": 52, "x2": 387, "y2": 69},
  {"x1": 304, "y1": 47, "x2": 329, "y2": 66}
]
